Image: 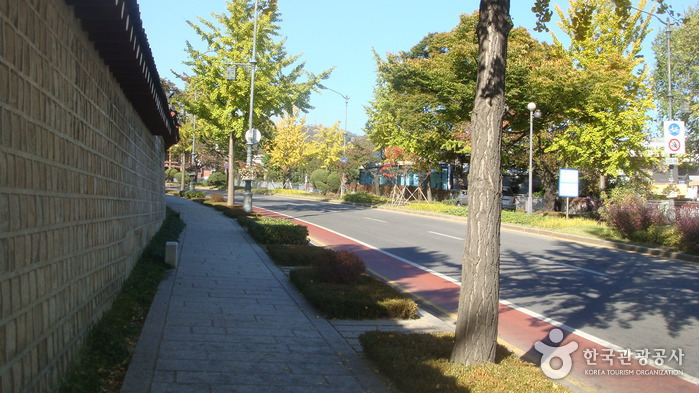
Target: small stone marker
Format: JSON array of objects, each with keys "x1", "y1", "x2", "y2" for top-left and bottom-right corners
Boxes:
[{"x1": 165, "y1": 241, "x2": 178, "y2": 267}]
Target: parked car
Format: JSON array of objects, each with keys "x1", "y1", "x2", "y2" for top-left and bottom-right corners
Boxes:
[{"x1": 455, "y1": 187, "x2": 517, "y2": 211}]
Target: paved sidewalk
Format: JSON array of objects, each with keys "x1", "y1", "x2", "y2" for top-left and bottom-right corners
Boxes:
[{"x1": 121, "y1": 196, "x2": 398, "y2": 393}]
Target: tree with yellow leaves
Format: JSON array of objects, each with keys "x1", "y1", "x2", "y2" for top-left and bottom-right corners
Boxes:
[
  {"x1": 267, "y1": 113, "x2": 313, "y2": 188},
  {"x1": 309, "y1": 122, "x2": 344, "y2": 170}
]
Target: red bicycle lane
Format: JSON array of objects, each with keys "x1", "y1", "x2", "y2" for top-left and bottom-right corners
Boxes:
[{"x1": 255, "y1": 206, "x2": 699, "y2": 393}]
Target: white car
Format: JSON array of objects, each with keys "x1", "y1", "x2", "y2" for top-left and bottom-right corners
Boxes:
[{"x1": 455, "y1": 187, "x2": 517, "y2": 211}]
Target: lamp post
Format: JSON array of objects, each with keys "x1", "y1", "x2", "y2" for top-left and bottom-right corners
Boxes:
[
  {"x1": 189, "y1": 119, "x2": 196, "y2": 191},
  {"x1": 223, "y1": 0, "x2": 260, "y2": 212},
  {"x1": 242, "y1": 0, "x2": 260, "y2": 213},
  {"x1": 323, "y1": 87, "x2": 350, "y2": 197},
  {"x1": 527, "y1": 102, "x2": 541, "y2": 214},
  {"x1": 632, "y1": 7, "x2": 677, "y2": 183}
]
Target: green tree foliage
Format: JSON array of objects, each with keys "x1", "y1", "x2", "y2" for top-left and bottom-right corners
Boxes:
[
  {"x1": 526, "y1": 0, "x2": 655, "y2": 205},
  {"x1": 342, "y1": 136, "x2": 377, "y2": 185},
  {"x1": 365, "y1": 12, "x2": 546, "y2": 182},
  {"x1": 451, "y1": 0, "x2": 670, "y2": 368},
  {"x1": 182, "y1": 0, "x2": 332, "y2": 165},
  {"x1": 547, "y1": 0, "x2": 654, "y2": 185},
  {"x1": 652, "y1": 5, "x2": 699, "y2": 158}
]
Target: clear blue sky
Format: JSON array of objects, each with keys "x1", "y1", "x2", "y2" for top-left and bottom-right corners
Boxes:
[{"x1": 139, "y1": 1, "x2": 695, "y2": 136}]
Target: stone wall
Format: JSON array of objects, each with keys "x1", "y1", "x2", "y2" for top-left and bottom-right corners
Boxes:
[{"x1": 0, "y1": 1, "x2": 169, "y2": 392}]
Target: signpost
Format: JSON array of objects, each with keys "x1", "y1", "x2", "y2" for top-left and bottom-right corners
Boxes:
[
  {"x1": 663, "y1": 121, "x2": 686, "y2": 185},
  {"x1": 559, "y1": 169, "x2": 579, "y2": 219}
]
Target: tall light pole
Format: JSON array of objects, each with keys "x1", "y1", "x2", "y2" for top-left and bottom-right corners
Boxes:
[
  {"x1": 224, "y1": 0, "x2": 260, "y2": 212},
  {"x1": 242, "y1": 0, "x2": 260, "y2": 213},
  {"x1": 323, "y1": 87, "x2": 350, "y2": 197},
  {"x1": 527, "y1": 102, "x2": 541, "y2": 214},
  {"x1": 189, "y1": 113, "x2": 197, "y2": 191},
  {"x1": 632, "y1": 7, "x2": 677, "y2": 183}
]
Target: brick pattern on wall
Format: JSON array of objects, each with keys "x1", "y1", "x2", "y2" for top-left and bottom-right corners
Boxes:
[{"x1": 1, "y1": 1, "x2": 167, "y2": 392}]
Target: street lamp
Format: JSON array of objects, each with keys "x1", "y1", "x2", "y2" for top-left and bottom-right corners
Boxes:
[
  {"x1": 631, "y1": 6, "x2": 678, "y2": 183},
  {"x1": 527, "y1": 102, "x2": 541, "y2": 214},
  {"x1": 323, "y1": 87, "x2": 350, "y2": 197},
  {"x1": 242, "y1": 0, "x2": 260, "y2": 213}
]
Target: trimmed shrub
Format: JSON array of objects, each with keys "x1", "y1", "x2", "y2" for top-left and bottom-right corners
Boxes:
[
  {"x1": 166, "y1": 169, "x2": 189, "y2": 184},
  {"x1": 312, "y1": 249, "x2": 366, "y2": 284},
  {"x1": 676, "y1": 204, "x2": 699, "y2": 252},
  {"x1": 290, "y1": 269, "x2": 418, "y2": 319},
  {"x1": 244, "y1": 217, "x2": 309, "y2": 245},
  {"x1": 327, "y1": 172, "x2": 341, "y2": 192},
  {"x1": 310, "y1": 169, "x2": 340, "y2": 194},
  {"x1": 207, "y1": 171, "x2": 227, "y2": 187},
  {"x1": 179, "y1": 190, "x2": 206, "y2": 199},
  {"x1": 343, "y1": 192, "x2": 389, "y2": 205},
  {"x1": 266, "y1": 244, "x2": 326, "y2": 266},
  {"x1": 164, "y1": 168, "x2": 180, "y2": 182}
]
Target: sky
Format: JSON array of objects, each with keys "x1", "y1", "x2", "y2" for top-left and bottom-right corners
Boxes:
[{"x1": 138, "y1": 1, "x2": 696, "y2": 136}]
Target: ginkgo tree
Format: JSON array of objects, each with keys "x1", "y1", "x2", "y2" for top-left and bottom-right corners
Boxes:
[
  {"x1": 181, "y1": 0, "x2": 331, "y2": 205},
  {"x1": 545, "y1": 0, "x2": 655, "y2": 191},
  {"x1": 308, "y1": 122, "x2": 344, "y2": 170},
  {"x1": 366, "y1": 11, "x2": 549, "y2": 195},
  {"x1": 267, "y1": 112, "x2": 314, "y2": 188},
  {"x1": 451, "y1": 0, "x2": 671, "y2": 367}
]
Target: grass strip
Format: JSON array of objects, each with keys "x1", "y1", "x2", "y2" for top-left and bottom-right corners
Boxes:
[
  {"x1": 360, "y1": 331, "x2": 569, "y2": 393},
  {"x1": 58, "y1": 208, "x2": 185, "y2": 393}
]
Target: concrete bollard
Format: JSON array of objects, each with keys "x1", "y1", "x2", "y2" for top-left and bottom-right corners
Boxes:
[{"x1": 165, "y1": 241, "x2": 178, "y2": 268}]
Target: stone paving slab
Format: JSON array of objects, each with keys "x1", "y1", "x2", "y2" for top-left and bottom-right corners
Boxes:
[{"x1": 121, "y1": 196, "x2": 398, "y2": 393}]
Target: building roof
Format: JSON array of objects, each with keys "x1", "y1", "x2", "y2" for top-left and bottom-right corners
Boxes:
[{"x1": 65, "y1": 0, "x2": 179, "y2": 147}]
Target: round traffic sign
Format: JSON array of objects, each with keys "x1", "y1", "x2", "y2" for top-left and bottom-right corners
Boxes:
[
  {"x1": 668, "y1": 123, "x2": 681, "y2": 136},
  {"x1": 245, "y1": 128, "x2": 261, "y2": 144},
  {"x1": 668, "y1": 138, "x2": 681, "y2": 152}
]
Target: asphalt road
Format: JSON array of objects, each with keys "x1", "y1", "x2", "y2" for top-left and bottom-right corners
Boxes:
[{"x1": 229, "y1": 192, "x2": 699, "y2": 378}]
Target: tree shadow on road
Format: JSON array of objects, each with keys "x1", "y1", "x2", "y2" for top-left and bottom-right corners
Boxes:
[{"x1": 500, "y1": 240, "x2": 699, "y2": 339}]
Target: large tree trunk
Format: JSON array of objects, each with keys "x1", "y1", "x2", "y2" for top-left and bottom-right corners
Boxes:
[
  {"x1": 451, "y1": 0, "x2": 512, "y2": 366},
  {"x1": 180, "y1": 152, "x2": 186, "y2": 192}
]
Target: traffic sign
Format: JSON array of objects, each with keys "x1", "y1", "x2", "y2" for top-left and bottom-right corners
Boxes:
[
  {"x1": 663, "y1": 121, "x2": 685, "y2": 155},
  {"x1": 245, "y1": 128, "x2": 261, "y2": 144},
  {"x1": 668, "y1": 139, "x2": 682, "y2": 153},
  {"x1": 559, "y1": 169, "x2": 579, "y2": 198}
]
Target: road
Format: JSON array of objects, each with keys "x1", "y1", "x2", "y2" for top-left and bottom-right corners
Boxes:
[{"x1": 222, "y1": 192, "x2": 699, "y2": 381}]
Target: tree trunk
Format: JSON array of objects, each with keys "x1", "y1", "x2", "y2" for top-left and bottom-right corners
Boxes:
[
  {"x1": 599, "y1": 174, "x2": 606, "y2": 192},
  {"x1": 451, "y1": 0, "x2": 512, "y2": 366},
  {"x1": 544, "y1": 181, "x2": 558, "y2": 211},
  {"x1": 180, "y1": 152, "x2": 186, "y2": 192},
  {"x1": 426, "y1": 173, "x2": 433, "y2": 202},
  {"x1": 373, "y1": 172, "x2": 381, "y2": 196},
  {"x1": 454, "y1": 155, "x2": 467, "y2": 190}
]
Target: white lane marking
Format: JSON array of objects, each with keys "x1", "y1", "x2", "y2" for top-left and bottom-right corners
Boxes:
[
  {"x1": 255, "y1": 206, "x2": 697, "y2": 385},
  {"x1": 428, "y1": 231, "x2": 463, "y2": 241},
  {"x1": 363, "y1": 217, "x2": 387, "y2": 223},
  {"x1": 533, "y1": 257, "x2": 608, "y2": 277}
]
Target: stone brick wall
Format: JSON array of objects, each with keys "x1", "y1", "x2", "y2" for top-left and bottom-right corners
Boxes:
[{"x1": 1, "y1": 1, "x2": 168, "y2": 392}]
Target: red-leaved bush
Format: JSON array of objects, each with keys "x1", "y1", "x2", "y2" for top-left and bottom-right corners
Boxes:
[
  {"x1": 676, "y1": 204, "x2": 699, "y2": 252},
  {"x1": 600, "y1": 193, "x2": 666, "y2": 239},
  {"x1": 312, "y1": 249, "x2": 366, "y2": 284}
]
